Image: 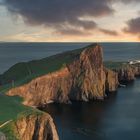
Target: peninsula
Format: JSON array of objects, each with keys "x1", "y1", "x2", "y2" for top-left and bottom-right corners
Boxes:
[{"x1": 0, "y1": 43, "x2": 140, "y2": 140}]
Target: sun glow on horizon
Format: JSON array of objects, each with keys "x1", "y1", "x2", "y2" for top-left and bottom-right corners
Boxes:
[{"x1": 0, "y1": 1, "x2": 140, "y2": 42}]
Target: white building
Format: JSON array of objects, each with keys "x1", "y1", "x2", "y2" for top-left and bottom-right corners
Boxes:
[{"x1": 129, "y1": 60, "x2": 140, "y2": 65}]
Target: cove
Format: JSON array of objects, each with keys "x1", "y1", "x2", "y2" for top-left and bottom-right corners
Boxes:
[{"x1": 40, "y1": 78, "x2": 140, "y2": 140}]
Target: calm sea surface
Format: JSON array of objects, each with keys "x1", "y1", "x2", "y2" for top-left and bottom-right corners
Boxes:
[
  {"x1": 0, "y1": 42, "x2": 140, "y2": 140},
  {"x1": 43, "y1": 80, "x2": 140, "y2": 140},
  {"x1": 0, "y1": 42, "x2": 140, "y2": 73}
]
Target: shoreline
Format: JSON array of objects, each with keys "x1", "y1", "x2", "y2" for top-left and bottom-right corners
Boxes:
[{"x1": 1, "y1": 43, "x2": 140, "y2": 140}]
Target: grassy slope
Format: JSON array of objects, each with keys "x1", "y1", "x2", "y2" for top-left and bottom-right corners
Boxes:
[
  {"x1": 0, "y1": 93, "x2": 43, "y2": 139},
  {"x1": 104, "y1": 61, "x2": 128, "y2": 70},
  {"x1": 0, "y1": 94, "x2": 27, "y2": 123},
  {"x1": 0, "y1": 44, "x2": 126, "y2": 123},
  {"x1": 0, "y1": 45, "x2": 86, "y2": 93},
  {"x1": 0, "y1": 44, "x2": 94, "y2": 139},
  {"x1": 0, "y1": 109, "x2": 43, "y2": 140},
  {"x1": 0, "y1": 43, "x2": 127, "y2": 139}
]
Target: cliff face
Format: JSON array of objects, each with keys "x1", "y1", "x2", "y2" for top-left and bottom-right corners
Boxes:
[
  {"x1": 67, "y1": 46, "x2": 106, "y2": 101},
  {"x1": 115, "y1": 64, "x2": 140, "y2": 83},
  {"x1": 7, "y1": 45, "x2": 119, "y2": 106},
  {"x1": 104, "y1": 68, "x2": 119, "y2": 92},
  {"x1": 13, "y1": 113, "x2": 59, "y2": 140},
  {"x1": 7, "y1": 68, "x2": 72, "y2": 106}
]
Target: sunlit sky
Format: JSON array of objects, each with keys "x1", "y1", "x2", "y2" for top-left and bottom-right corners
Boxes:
[{"x1": 0, "y1": 0, "x2": 140, "y2": 42}]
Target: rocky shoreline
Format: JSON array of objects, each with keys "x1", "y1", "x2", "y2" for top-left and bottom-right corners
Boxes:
[
  {"x1": 115, "y1": 65, "x2": 140, "y2": 83},
  {"x1": 7, "y1": 44, "x2": 140, "y2": 107},
  {"x1": 7, "y1": 45, "x2": 118, "y2": 106},
  {"x1": 2, "y1": 44, "x2": 140, "y2": 140}
]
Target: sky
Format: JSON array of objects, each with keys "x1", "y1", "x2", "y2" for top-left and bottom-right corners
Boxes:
[{"x1": 0, "y1": 0, "x2": 140, "y2": 42}]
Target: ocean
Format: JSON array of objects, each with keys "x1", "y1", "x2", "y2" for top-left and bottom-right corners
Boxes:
[
  {"x1": 0, "y1": 42, "x2": 140, "y2": 74},
  {"x1": 0, "y1": 42, "x2": 140, "y2": 140}
]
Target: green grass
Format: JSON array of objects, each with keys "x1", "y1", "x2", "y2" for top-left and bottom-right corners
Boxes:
[
  {"x1": 0, "y1": 45, "x2": 85, "y2": 90},
  {"x1": 0, "y1": 93, "x2": 44, "y2": 139},
  {"x1": 0, "y1": 94, "x2": 33, "y2": 124},
  {"x1": 0, "y1": 45, "x2": 128, "y2": 125},
  {"x1": 0, "y1": 44, "x2": 127, "y2": 125},
  {"x1": 0, "y1": 121, "x2": 17, "y2": 140},
  {"x1": 0, "y1": 94, "x2": 33, "y2": 139},
  {"x1": 0, "y1": 43, "x2": 98, "y2": 139},
  {"x1": 0, "y1": 43, "x2": 97, "y2": 93},
  {"x1": 0, "y1": 46, "x2": 82, "y2": 121},
  {"x1": 104, "y1": 61, "x2": 128, "y2": 70},
  {"x1": 0, "y1": 43, "x2": 133, "y2": 139},
  {"x1": 0, "y1": 44, "x2": 84, "y2": 123},
  {"x1": 0, "y1": 109, "x2": 43, "y2": 140}
]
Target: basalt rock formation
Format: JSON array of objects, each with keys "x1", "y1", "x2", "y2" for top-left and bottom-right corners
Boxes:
[
  {"x1": 12, "y1": 112, "x2": 59, "y2": 140},
  {"x1": 4, "y1": 44, "x2": 140, "y2": 140},
  {"x1": 7, "y1": 44, "x2": 119, "y2": 107},
  {"x1": 67, "y1": 45, "x2": 106, "y2": 101},
  {"x1": 114, "y1": 64, "x2": 140, "y2": 83},
  {"x1": 104, "y1": 68, "x2": 118, "y2": 92}
]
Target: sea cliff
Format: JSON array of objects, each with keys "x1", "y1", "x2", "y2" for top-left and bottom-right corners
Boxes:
[
  {"x1": 0, "y1": 112, "x2": 59, "y2": 140},
  {"x1": 2, "y1": 43, "x2": 140, "y2": 140},
  {"x1": 13, "y1": 113, "x2": 59, "y2": 140},
  {"x1": 7, "y1": 44, "x2": 119, "y2": 107},
  {"x1": 116, "y1": 65, "x2": 140, "y2": 83}
]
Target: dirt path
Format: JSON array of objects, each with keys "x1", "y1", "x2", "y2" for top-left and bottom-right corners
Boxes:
[{"x1": 0, "y1": 120, "x2": 12, "y2": 128}]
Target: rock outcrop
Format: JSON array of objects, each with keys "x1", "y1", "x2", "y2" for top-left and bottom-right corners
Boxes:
[
  {"x1": 4, "y1": 43, "x2": 140, "y2": 140},
  {"x1": 7, "y1": 67, "x2": 72, "y2": 106},
  {"x1": 12, "y1": 112, "x2": 59, "y2": 140},
  {"x1": 114, "y1": 64, "x2": 140, "y2": 83},
  {"x1": 67, "y1": 45, "x2": 106, "y2": 101},
  {"x1": 7, "y1": 44, "x2": 119, "y2": 106},
  {"x1": 104, "y1": 68, "x2": 119, "y2": 92}
]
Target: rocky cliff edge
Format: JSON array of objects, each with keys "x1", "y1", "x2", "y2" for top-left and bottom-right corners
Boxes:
[
  {"x1": 1, "y1": 112, "x2": 59, "y2": 140},
  {"x1": 7, "y1": 44, "x2": 119, "y2": 107}
]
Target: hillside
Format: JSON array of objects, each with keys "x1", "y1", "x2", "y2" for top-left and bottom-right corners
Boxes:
[
  {"x1": 1, "y1": 43, "x2": 140, "y2": 140},
  {"x1": 0, "y1": 44, "x2": 96, "y2": 93},
  {"x1": 6, "y1": 44, "x2": 119, "y2": 106}
]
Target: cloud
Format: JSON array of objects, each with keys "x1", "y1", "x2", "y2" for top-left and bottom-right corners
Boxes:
[
  {"x1": 99, "y1": 28, "x2": 118, "y2": 36},
  {"x1": 123, "y1": 17, "x2": 140, "y2": 39},
  {"x1": 3, "y1": 0, "x2": 138, "y2": 36},
  {"x1": 57, "y1": 28, "x2": 92, "y2": 36},
  {"x1": 119, "y1": 0, "x2": 140, "y2": 2},
  {"x1": 3, "y1": 0, "x2": 115, "y2": 35},
  {"x1": 55, "y1": 20, "x2": 97, "y2": 36},
  {"x1": 0, "y1": 0, "x2": 4, "y2": 5},
  {"x1": 112, "y1": 0, "x2": 140, "y2": 3}
]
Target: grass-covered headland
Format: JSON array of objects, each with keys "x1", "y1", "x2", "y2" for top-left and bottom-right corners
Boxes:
[
  {"x1": 0, "y1": 44, "x2": 94, "y2": 139},
  {"x1": 0, "y1": 43, "x2": 126, "y2": 139}
]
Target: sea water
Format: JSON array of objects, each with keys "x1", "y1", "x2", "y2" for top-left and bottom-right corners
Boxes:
[
  {"x1": 0, "y1": 42, "x2": 140, "y2": 140},
  {"x1": 0, "y1": 42, "x2": 140, "y2": 73}
]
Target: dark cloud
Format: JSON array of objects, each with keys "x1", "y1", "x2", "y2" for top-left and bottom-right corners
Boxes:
[
  {"x1": 3, "y1": 0, "x2": 114, "y2": 35},
  {"x1": 3, "y1": 0, "x2": 137, "y2": 36},
  {"x1": 0, "y1": 0, "x2": 4, "y2": 5},
  {"x1": 99, "y1": 28, "x2": 118, "y2": 36},
  {"x1": 4, "y1": 0, "x2": 114, "y2": 23},
  {"x1": 123, "y1": 17, "x2": 140, "y2": 38}
]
